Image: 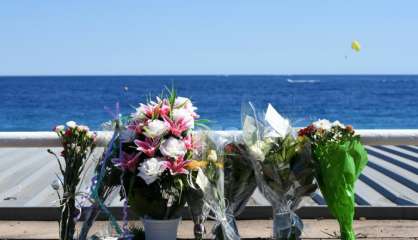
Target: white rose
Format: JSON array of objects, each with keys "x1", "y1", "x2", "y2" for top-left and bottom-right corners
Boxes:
[
  {"x1": 249, "y1": 140, "x2": 271, "y2": 162},
  {"x1": 137, "y1": 158, "x2": 166, "y2": 185},
  {"x1": 249, "y1": 144, "x2": 265, "y2": 162},
  {"x1": 172, "y1": 108, "x2": 194, "y2": 129},
  {"x1": 160, "y1": 137, "x2": 187, "y2": 158},
  {"x1": 332, "y1": 120, "x2": 345, "y2": 128},
  {"x1": 144, "y1": 119, "x2": 169, "y2": 138},
  {"x1": 66, "y1": 121, "x2": 77, "y2": 128},
  {"x1": 313, "y1": 119, "x2": 332, "y2": 131}
]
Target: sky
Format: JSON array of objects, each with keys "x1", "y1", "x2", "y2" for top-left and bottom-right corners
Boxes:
[{"x1": 1, "y1": 1, "x2": 418, "y2": 75}]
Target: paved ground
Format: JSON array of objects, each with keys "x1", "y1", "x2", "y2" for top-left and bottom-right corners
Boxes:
[{"x1": 1, "y1": 220, "x2": 417, "y2": 239}]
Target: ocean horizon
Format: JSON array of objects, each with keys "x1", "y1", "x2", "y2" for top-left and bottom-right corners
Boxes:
[{"x1": 1, "y1": 74, "x2": 418, "y2": 131}]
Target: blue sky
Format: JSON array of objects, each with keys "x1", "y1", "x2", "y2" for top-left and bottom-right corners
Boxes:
[{"x1": 1, "y1": 1, "x2": 417, "y2": 75}]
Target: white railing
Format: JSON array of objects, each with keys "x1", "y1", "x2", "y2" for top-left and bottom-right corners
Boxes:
[{"x1": 1, "y1": 130, "x2": 418, "y2": 147}]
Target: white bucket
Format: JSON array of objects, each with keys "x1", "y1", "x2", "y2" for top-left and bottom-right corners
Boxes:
[{"x1": 142, "y1": 217, "x2": 181, "y2": 240}]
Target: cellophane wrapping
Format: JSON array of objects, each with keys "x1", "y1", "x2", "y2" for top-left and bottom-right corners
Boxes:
[
  {"x1": 188, "y1": 131, "x2": 256, "y2": 240},
  {"x1": 299, "y1": 121, "x2": 368, "y2": 240},
  {"x1": 241, "y1": 103, "x2": 317, "y2": 239}
]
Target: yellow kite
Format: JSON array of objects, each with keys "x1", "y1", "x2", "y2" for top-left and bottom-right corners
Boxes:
[{"x1": 351, "y1": 40, "x2": 361, "y2": 52}]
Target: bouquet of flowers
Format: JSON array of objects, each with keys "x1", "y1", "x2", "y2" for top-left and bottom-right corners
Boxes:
[
  {"x1": 49, "y1": 121, "x2": 96, "y2": 240},
  {"x1": 214, "y1": 138, "x2": 256, "y2": 239},
  {"x1": 298, "y1": 120, "x2": 368, "y2": 240},
  {"x1": 187, "y1": 132, "x2": 256, "y2": 240},
  {"x1": 241, "y1": 103, "x2": 317, "y2": 239},
  {"x1": 110, "y1": 89, "x2": 200, "y2": 239}
]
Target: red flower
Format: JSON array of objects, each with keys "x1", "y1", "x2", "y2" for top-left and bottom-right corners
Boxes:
[
  {"x1": 224, "y1": 143, "x2": 239, "y2": 154},
  {"x1": 64, "y1": 129, "x2": 72, "y2": 137},
  {"x1": 298, "y1": 124, "x2": 316, "y2": 137}
]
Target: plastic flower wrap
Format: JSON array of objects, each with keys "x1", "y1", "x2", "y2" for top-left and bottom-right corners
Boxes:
[
  {"x1": 80, "y1": 113, "x2": 127, "y2": 239},
  {"x1": 298, "y1": 120, "x2": 368, "y2": 240},
  {"x1": 241, "y1": 103, "x2": 317, "y2": 239},
  {"x1": 187, "y1": 132, "x2": 241, "y2": 240},
  {"x1": 185, "y1": 132, "x2": 256, "y2": 240},
  {"x1": 214, "y1": 137, "x2": 257, "y2": 239}
]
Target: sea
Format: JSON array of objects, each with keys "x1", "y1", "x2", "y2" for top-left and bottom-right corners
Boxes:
[{"x1": 1, "y1": 75, "x2": 418, "y2": 131}]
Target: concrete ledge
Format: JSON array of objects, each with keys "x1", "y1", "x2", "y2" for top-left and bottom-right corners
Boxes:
[
  {"x1": 2, "y1": 130, "x2": 418, "y2": 147},
  {"x1": 1, "y1": 206, "x2": 417, "y2": 221},
  {"x1": 1, "y1": 220, "x2": 417, "y2": 239}
]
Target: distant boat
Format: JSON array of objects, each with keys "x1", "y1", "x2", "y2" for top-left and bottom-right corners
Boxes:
[{"x1": 287, "y1": 78, "x2": 320, "y2": 84}]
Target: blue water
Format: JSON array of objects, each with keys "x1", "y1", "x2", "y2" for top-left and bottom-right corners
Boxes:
[{"x1": 1, "y1": 75, "x2": 418, "y2": 131}]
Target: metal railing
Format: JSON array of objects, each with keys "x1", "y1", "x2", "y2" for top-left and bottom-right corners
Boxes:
[{"x1": 1, "y1": 129, "x2": 418, "y2": 147}]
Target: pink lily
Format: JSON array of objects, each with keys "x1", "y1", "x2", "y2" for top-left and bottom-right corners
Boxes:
[
  {"x1": 163, "y1": 115, "x2": 189, "y2": 138},
  {"x1": 139, "y1": 103, "x2": 155, "y2": 118},
  {"x1": 112, "y1": 152, "x2": 141, "y2": 172},
  {"x1": 127, "y1": 120, "x2": 145, "y2": 135},
  {"x1": 134, "y1": 138, "x2": 160, "y2": 157},
  {"x1": 183, "y1": 135, "x2": 194, "y2": 150},
  {"x1": 159, "y1": 101, "x2": 171, "y2": 118},
  {"x1": 162, "y1": 155, "x2": 190, "y2": 175}
]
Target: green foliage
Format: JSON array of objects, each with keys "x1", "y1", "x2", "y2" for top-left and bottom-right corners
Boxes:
[
  {"x1": 262, "y1": 135, "x2": 314, "y2": 196},
  {"x1": 124, "y1": 171, "x2": 187, "y2": 219}
]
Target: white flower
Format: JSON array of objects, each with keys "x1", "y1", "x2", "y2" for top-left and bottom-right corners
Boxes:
[
  {"x1": 207, "y1": 150, "x2": 217, "y2": 161},
  {"x1": 86, "y1": 131, "x2": 95, "y2": 139},
  {"x1": 174, "y1": 97, "x2": 191, "y2": 108},
  {"x1": 76, "y1": 125, "x2": 89, "y2": 132},
  {"x1": 175, "y1": 96, "x2": 197, "y2": 114},
  {"x1": 54, "y1": 125, "x2": 64, "y2": 133},
  {"x1": 172, "y1": 108, "x2": 194, "y2": 129},
  {"x1": 249, "y1": 140, "x2": 271, "y2": 162},
  {"x1": 66, "y1": 121, "x2": 77, "y2": 128},
  {"x1": 332, "y1": 120, "x2": 345, "y2": 128},
  {"x1": 137, "y1": 158, "x2": 166, "y2": 185},
  {"x1": 249, "y1": 143, "x2": 266, "y2": 162},
  {"x1": 313, "y1": 119, "x2": 332, "y2": 131},
  {"x1": 131, "y1": 103, "x2": 151, "y2": 120},
  {"x1": 160, "y1": 137, "x2": 187, "y2": 158},
  {"x1": 143, "y1": 119, "x2": 169, "y2": 138},
  {"x1": 75, "y1": 146, "x2": 81, "y2": 153}
]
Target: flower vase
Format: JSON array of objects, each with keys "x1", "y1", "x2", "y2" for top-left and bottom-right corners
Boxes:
[{"x1": 142, "y1": 217, "x2": 181, "y2": 240}]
